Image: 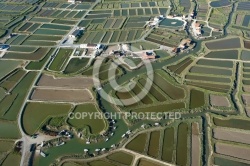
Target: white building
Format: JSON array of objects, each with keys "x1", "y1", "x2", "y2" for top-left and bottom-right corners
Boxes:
[
  {"x1": 69, "y1": 29, "x2": 82, "y2": 39},
  {"x1": 191, "y1": 21, "x2": 201, "y2": 37},
  {"x1": 68, "y1": 0, "x2": 75, "y2": 3},
  {"x1": 80, "y1": 44, "x2": 103, "y2": 50}
]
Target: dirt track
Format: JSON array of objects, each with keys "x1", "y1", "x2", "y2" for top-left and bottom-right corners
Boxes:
[
  {"x1": 37, "y1": 74, "x2": 93, "y2": 89},
  {"x1": 31, "y1": 88, "x2": 93, "y2": 102}
]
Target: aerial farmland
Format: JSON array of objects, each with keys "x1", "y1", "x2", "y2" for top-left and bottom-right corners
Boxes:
[{"x1": 0, "y1": 0, "x2": 250, "y2": 165}]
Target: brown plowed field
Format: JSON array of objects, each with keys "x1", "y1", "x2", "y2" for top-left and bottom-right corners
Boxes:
[
  {"x1": 215, "y1": 142, "x2": 250, "y2": 161},
  {"x1": 244, "y1": 40, "x2": 250, "y2": 49},
  {"x1": 213, "y1": 127, "x2": 250, "y2": 144},
  {"x1": 242, "y1": 94, "x2": 250, "y2": 106},
  {"x1": 210, "y1": 95, "x2": 230, "y2": 107},
  {"x1": 37, "y1": 74, "x2": 93, "y2": 89},
  {"x1": 191, "y1": 122, "x2": 200, "y2": 166},
  {"x1": 31, "y1": 88, "x2": 93, "y2": 102}
]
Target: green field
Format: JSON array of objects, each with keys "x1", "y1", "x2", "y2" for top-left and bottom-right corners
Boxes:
[
  {"x1": 0, "y1": 87, "x2": 5, "y2": 101},
  {"x1": 176, "y1": 123, "x2": 188, "y2": 166},
  {"x1": 64, "y1": 58, "x2": 89, "y2": 74},
  {"x1": 126, "y1": 133, "x2": 147, "y2": 153},
  {"x1": 8, "y1": 46, "x2": 37, "y2": 52},
  {"x1": 153, "y1": 72, "x2": 185, "y2": 100},
  {"x1": 0, "y1": 141, "x2": 14, "y2": 152},
  {"x1": 22, "y1": 102, "x2": 71, "y2": 135},
  {"x1": 4, "y1": 48, "x2": 50, "y2": 61},
  {"x1": 133, "y1": 102, "x2": 185, "y2": 113},
  {"x1": 34, "y1": 29, "x2": 67, "y2": 35},
  {"x1": 49, "y1": 48, "x2": 73, "y2": 72},
  {"x1": 213, "y1": 117, "x2": 250, "y2": 130},
  {"x1": 1, "y1": 153, "x2": 21, "y2": 166},
  {"x1": 40, "y1": 24, "x2": 71, "y2": 30},
  {"x1": 162, "y1": 127, "x2": 174, "y2": 162},
  {"x1": 88, "y1": 160, "x2": 116, "y2": 166},
  {"x1": 0, "y1": 121, "x2": 20, "y2": 139},
  {"x1": 0, "y1": 69, "x2": 26, "y2": 92},
  {"x1": 107, "y1": 151, "x2": 133, "y2": 165},
  {"x1": 0, "y1": 60, "x2": 22, "y2": 80},
  {"x1": 25, "y1": 48, "x2": 55, "y2": 70},
  {"x1": 196, "y1": 59, "x2": 234, "y2": 68},
  {"x1": 189, "y1": 89, "x2": 205, "y2": 109},
  {"x1": 1, "y1": 72, "x2": 37, "y2": 121},
  {"x1": 147, "y1": 131, "x2": 160, "y2": 158},
  {"x1": 137, "y1": 158, "x2": 161, "y2": 166},
  {"x1": 67, "y1": 104, "x2": 106, "y2": 135}
]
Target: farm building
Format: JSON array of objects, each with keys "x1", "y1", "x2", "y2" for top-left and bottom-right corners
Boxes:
[
  {"x1": 69, "y1": 29, "x2": 83, "y2": 39},
  {"x1": 0, "y1": 44, "x2": 9, "y2": 50},
  {"x1": 192, "y1": 21, "x2": 202, "y2": 37}
]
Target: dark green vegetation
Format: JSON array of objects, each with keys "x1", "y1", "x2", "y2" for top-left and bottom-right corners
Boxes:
[
  {"x1": 205, "y1": 38, "x2": 241, "y2": 50},
  {"x1": 167, "y1": 58, "x2": 193, "y2": 75},
  {"x1": 213, "y1": 117, "x2": 250, "y2": 130},
  {"x1": 186, "y1": 81, "x2": 231, "y2": 93},
  {"x1": 0, "y1": 121, "x2": 20, "y2": 139},
  {"x1": 186, "y1": 74, "x2": 231, "y2": 84},
  {"x1": 196, "y1": 59, "x2": 234, "y2": 68},
  {"x1": 132, "y1": 102, "x2": 185, "y2": 113},
  {"x1": 25, "y1": 48, "x2": 55, "y2": 70},
  {"x1": 49, "y1": 48, "x2": 73, "y2": 72},
  {"x1": 64, "y1": 58, "x2": 89, "y2": 74},
  {"x1": 176, "y1": 123, "x2": 188, "y2": 166},
  {"x1": 107, "y1": 151, "x2": 133, "y2": 165},
  {"x1": 189, "y1": 89, "x2": 205, "y2": 109},
  {"x1": 241, "y1": 50, "x2": 250, "y2": 61},
  {"x1": 1, "y1": 153, "x2": 21, "y2": 166},
  {"x1": 88, "y1": 160, "x2": 116, "y2": 166},
  {"x1": 3, "y1": 48, "x2": 50, "y2": 61},
  {"x1": 162, "y1": 127, "x2": 174, "y2": 162},
  {"x1": 22, "y1": 102, "x2": 71, "y2": 135},
  {"x1": 0, "y1": 71, "x2": 37, "y2": 121},
  {"x1": 147, "y1": 131, "x2": 160, "y2": 157},
  {"x1": 67, "y1": 104, "x2": 106, "y2": 135},
  {"x1": 137, "y1": 159, "x2": 161, "y2": 166},
  {"x1": 214, "y1": 157, "x2": 250, "y2": 166},
  {"x1": 189, "y1": 66, "x2": 232, "y2": 76},
  {"x1": 0, "y1": 61, "x2": 22, "y2": 80},
  {"x1": 0, "y1": 69, "x2": 26, "y2": 92},
  {"x1": 205, "y1": 50, "x2": 238, "y2": 60},
  {"x1": 153, "y1": 72, "x2": 185, "y2": 100},
  {"x1": 126, "y1": 133, "x2": 147, "y2": 153}
]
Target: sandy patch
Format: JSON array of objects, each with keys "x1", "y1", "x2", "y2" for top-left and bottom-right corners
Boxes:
[
  {"x1": 210, "y1": 95, "x2": 230, "y2": 107},
  {"x1": 37, "y1": 74, "x2": 93, "y2": 89},
  {"x1": 215, "y1": 142, "x2": 250, "y2": 161},
  {"x1": 191, "y1": 122, "x2": 200, "y2": 166},
  {"x1": 31, "y1": 88, "x2": 93, "y2": 102},
  {"x1": 213, "y1": 127, "x2": 250, "y2": 144}
]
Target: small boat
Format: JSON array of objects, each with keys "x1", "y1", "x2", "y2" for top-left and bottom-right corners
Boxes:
[
  {"x1": 56, "y1": 142, "x2": 65, "y2": 146},
  {"x1": 40, "y1": 151, "x2": 47, "y2": 157}
]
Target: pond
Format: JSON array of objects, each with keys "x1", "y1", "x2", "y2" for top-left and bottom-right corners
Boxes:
[
  {"x1": 159, "y1": 18, "x2": 184, "y2": 29},
  {"x1": 210, "y1": 0, "x2": 231, "y2": 8}
]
